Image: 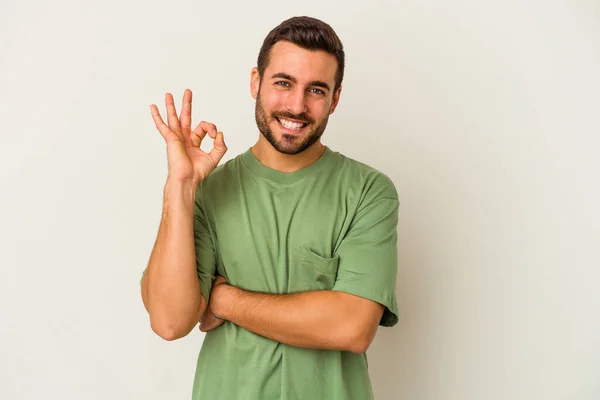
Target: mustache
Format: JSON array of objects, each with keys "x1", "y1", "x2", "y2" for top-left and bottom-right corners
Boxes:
[{"x1": 272, "y1": 111, "x2": 313, "y2": 124}]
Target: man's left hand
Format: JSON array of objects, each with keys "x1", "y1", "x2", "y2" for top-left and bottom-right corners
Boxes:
[{"x1": 199, "y1": 275, "x2": 229, "y2": 332}]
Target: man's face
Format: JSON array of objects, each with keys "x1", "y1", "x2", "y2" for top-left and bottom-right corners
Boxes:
[{"x1": 251, "y1": 41, "x2": 341, "y2": 155}]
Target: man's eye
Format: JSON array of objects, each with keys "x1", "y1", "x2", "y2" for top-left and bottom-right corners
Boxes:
[
  {"x1": 276, "y1": 81, "x2": 290, "y2": 87},
  {"x1": 310, "y1": 88, "x2": 325, "y2": 95}
]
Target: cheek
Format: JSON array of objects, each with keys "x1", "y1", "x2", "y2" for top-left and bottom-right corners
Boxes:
[
  {"x1": 262, "y1": 88, "x2": 285, "y2": 105},
  {"x1": 308, "y1": 99, "x2": 332, "y2": 119}
]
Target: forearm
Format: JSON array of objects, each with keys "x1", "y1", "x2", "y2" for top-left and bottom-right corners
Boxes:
[
  {"x1": 216, "y1": 287, "x2": 380, "y2": 353},
  {"x1": 142, "y1": 179, "x2": 206, "y2": 340}
]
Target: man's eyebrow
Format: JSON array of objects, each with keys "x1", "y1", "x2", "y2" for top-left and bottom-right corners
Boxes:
[
  {"x1": 270, "y1": 72, "x2": 331, "y2": 92},
  {"x1": 307, "y1": 80, "x2": 331, "y2": 91},
  {"x1": 271, "y1": 72, "x2": 296, "y2": 83}
]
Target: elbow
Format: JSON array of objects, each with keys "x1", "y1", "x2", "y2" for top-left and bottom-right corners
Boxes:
[
  {"x1": 150, "y1": 317, "x2": 192, "y2": 341},
  {"x1": 343, "y1": 322, "x2": 377, "y2": 354},
  {"x1": 153, "y1": 326, "x2": 185, "y2": 341},
  {"x1": 146, "y1": 298, "x2": 205, "y2": 341},
  {"x1": 346, "y1": 333, "x2": 372, "y2": 354}
]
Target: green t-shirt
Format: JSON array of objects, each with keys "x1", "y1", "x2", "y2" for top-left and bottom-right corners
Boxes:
[{"x1": 189, "y1": 146, "x2": 399, "y2": 400}]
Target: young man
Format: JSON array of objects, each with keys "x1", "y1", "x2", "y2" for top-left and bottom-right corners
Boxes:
[{"x1": 141, "y1": 16, "x2": 399, "y2": 400}]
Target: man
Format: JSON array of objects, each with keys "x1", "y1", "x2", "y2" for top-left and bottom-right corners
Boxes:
[{"x1": 141, "y1": 16, "x2": 399, "y2": 400}]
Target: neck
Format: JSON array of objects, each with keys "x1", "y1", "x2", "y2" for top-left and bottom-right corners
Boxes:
[{"x1": 251, "y1": 136, "x2": 326, "y2": 173}]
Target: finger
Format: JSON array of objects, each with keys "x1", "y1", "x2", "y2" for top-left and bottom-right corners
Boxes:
[
  {"x1": 199, "y1": 310, "x2": 225, "y2": 332},
  {"x1": 179, "y1": 90, "x2": 193, "y2": 148},
  {"x1": 214, "y1": 275, "x2": 227, "y2": 286},
  {"x1": 200, "y1": 321, "x2": 220, "y2": 332},
  {"x1": 180, "y1": 89, "x2": 192, "y2": 135},
  {"x1": 208, "y1": 131, "x2": 228, "y2": 165},
  {"x1": 189, "y1": 130, "x2": 201, "y2": 148},
  {"x1": 191, "y1": 121, "x2": 218, "y2": 148},
  {"x1": 165, "y1": 93, "x2": 182, "y2": 134},
  {"x1": 150, "y1": 104, "x2": 177, "y2": 142}
]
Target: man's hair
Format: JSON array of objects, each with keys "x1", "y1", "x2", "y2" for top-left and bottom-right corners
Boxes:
[{"x1": 257, "y1": 16, "x2": 345, "y2": 92}]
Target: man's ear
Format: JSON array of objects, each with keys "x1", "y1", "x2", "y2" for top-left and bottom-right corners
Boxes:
[
  {"x1": 250, "y1": 67, "x2": 260, "y2": 99},
  {"x1": 329, "y1": 86, "x2": 342, "y2": 114}
]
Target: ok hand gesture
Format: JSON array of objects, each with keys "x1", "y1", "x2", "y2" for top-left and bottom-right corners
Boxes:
[{"x1": 150, "y1": 89, "x2": 227, "y2": 184}]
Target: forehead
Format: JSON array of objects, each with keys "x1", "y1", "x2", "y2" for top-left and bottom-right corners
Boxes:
[{"x1": 265, "y1": 41, "x2": 338, "y2": 86}]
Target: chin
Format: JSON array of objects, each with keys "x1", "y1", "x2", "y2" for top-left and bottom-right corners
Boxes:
[{"x1": 274, "y1": 139, "x2": 305, "y2": 155}]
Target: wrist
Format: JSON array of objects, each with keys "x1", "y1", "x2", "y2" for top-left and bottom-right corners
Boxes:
[
  {"x1": 213, "y1": 284, "x2": 239, "y2": 321},
  {"x1": 163, "y1": 178, "x2": 198, "y2": 204}
]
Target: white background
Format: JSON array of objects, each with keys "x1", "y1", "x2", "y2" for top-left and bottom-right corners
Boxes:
[{"x1": 1, "y1": 0, "x2": 599, "y2": 399}]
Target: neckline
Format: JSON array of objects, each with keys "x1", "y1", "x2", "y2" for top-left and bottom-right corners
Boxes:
[{"x1": 241, "y1": 146, "x2": 333, "y2": 184}]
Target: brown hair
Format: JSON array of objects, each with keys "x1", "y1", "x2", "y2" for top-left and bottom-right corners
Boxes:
[{"x1": 257, "y1": 16, "x2": 345, "y2": 92}]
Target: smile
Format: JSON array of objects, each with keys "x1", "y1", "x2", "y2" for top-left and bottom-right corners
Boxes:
[{"x1": 276, "y1": 117, "x2": 308, "y2": 131}]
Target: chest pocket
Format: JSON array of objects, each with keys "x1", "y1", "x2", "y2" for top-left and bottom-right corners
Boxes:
[{"x1": 288, "y1": 245, "x2": 339, "y2": 293}]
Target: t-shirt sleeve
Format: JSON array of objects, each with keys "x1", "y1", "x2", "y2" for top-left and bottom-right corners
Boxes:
[
  {"x1": 194, "y1": 184, "x2": 218, "y2": 303},
  {"x1": 332, "y1": 177, "x2": 400, "y2": 327}
]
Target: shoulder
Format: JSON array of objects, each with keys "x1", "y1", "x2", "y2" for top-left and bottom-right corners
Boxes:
[
  {"x1": 328, "y1": 148, "x2": 398, "y2": 202},
  {"x1": 195, "y1": 153, "x2": 245, "y2": 203}
]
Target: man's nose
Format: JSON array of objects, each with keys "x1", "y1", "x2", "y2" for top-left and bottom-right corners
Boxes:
[{"x1": 285, "y1": 89, "x2": 307, "y2": 116}]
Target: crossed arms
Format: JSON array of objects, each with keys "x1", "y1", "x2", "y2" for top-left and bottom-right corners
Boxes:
[
  {"x1": 141, "y1": 180, "x2": 385, "y2": 354},
  {"x1": 199, "y1": 277, "x2": 384, "y2": 354}
]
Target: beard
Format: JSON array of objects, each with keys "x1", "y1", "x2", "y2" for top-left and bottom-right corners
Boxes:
[{"x1": 255, "y1": 89, "x2": 329, "y2": 155}]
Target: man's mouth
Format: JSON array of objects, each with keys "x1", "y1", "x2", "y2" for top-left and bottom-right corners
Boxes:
[{"x1": 275, "y1": 117, "x2": 309, "y2": 132}]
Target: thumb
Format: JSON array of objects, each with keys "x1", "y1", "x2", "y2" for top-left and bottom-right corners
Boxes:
[{"x1": 209, "y1": 131, "x2": 227, "y2": 162}]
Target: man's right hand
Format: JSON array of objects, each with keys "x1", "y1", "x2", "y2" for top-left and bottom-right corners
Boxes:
[{"x1": 150, "y1": 89, "x2": 227, "y2": 184}]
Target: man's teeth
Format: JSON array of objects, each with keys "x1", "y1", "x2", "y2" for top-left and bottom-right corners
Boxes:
[{"x1": 278, "y1": 118, "x2": 306, "y2": 130}]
